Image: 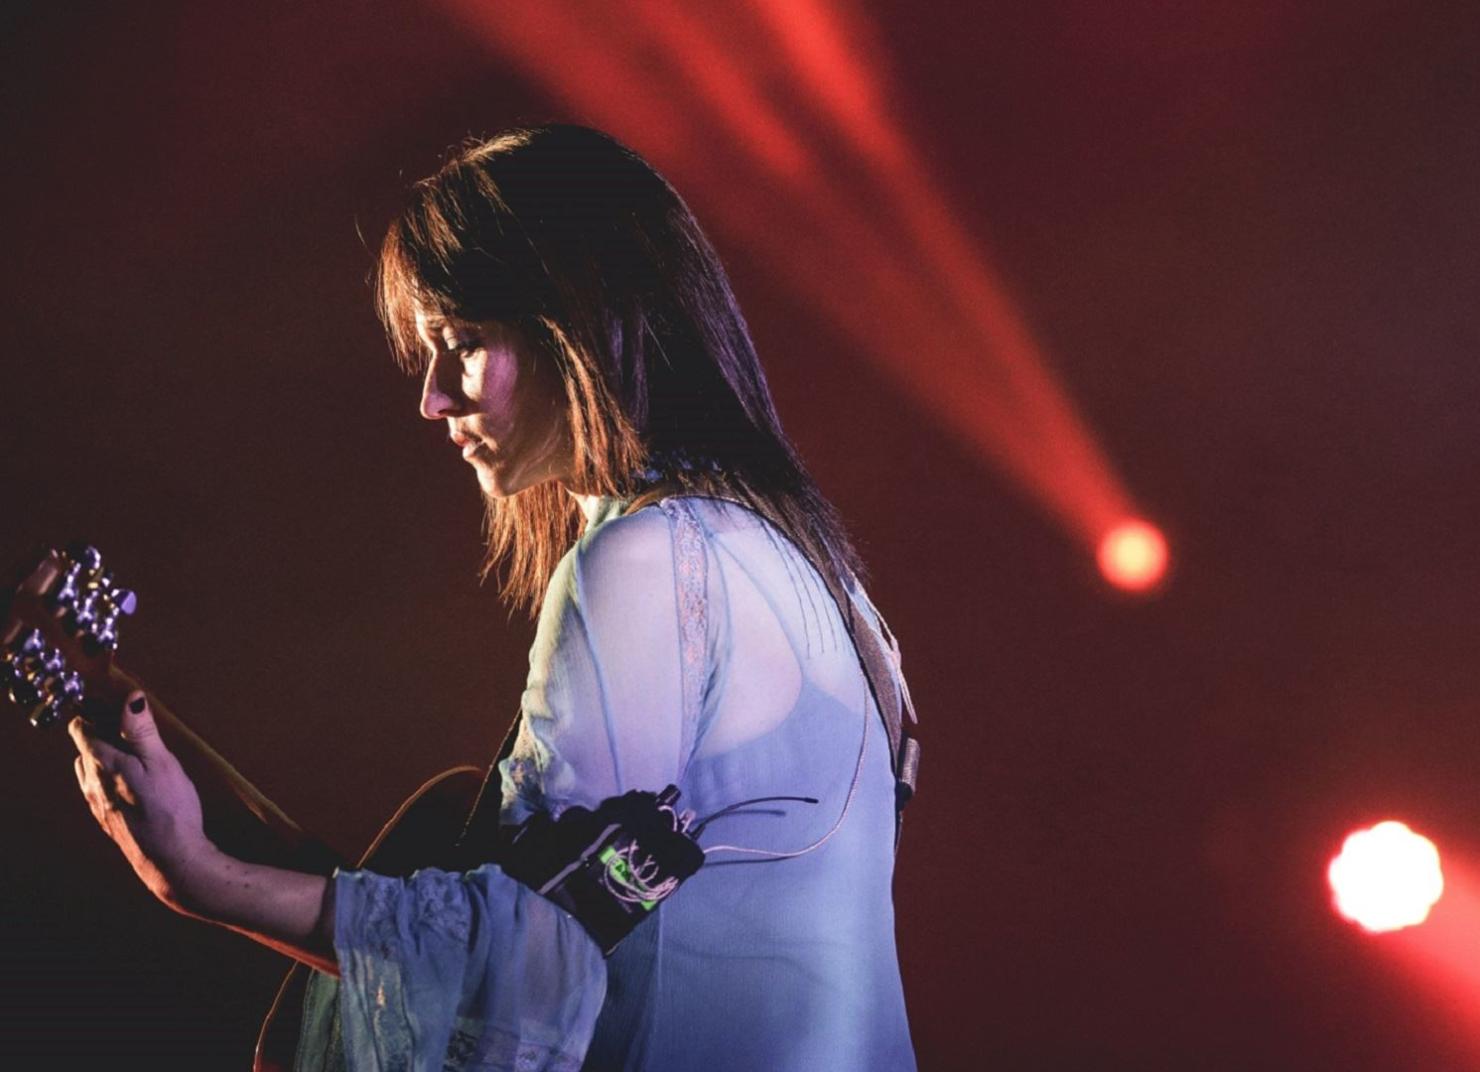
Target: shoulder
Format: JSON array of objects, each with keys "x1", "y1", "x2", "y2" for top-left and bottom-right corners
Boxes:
[
  {"x1": 541, "y1": 503, "x2": 678, "y2": 623},
  {"x1": 572, "y1": 502, "x2": 674, "y2": 581},
  {"x1": 529, "y1": 507, "x2": 683, "y2": 673},
  {"x1": 577, "y1": 500, "x2": 671, "y2": 565}
]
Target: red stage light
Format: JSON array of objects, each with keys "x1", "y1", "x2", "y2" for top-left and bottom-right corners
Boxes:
[
  {"x1": 1328, "y1": 821, "x2": 1444, "y2": 933},
  {"x1": 443, "y1": 0, "x2": 1159, "y2": 578},
  {"x1": 1096, "y1": 520, "x2": 1168, "y2": 591}
]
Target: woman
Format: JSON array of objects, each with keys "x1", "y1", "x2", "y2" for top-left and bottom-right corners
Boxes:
[{"x1": 69, "y1": 124, "x2": 917, "y2": 1070}]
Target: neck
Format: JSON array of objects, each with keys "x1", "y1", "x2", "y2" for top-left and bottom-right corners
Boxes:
[{"x1": 568, "y1": 488, "x2": 610, "y2": 526}]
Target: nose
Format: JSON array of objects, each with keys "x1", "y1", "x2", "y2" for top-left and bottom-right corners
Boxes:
[{"x1": 419, "y1": 352, "x2": 464, "y2": 421}]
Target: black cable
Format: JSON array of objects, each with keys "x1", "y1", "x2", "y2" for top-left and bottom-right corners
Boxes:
[{"x1": 692, "y1": 795, "x2": 819, "y2": 837}]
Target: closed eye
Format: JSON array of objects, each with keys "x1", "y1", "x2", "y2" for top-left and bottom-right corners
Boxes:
[{"x1": 441, "y1": 334, "x2": 482, "y2": 359}]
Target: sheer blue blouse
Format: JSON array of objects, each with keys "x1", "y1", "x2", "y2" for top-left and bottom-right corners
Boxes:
[{"x1": 296, "y1": 496, "x2": 916, "y2": 1071}]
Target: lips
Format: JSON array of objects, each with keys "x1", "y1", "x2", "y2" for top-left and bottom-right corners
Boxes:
[{"x1": 451, "y1": 432, "x2": 491, "y2": 461}]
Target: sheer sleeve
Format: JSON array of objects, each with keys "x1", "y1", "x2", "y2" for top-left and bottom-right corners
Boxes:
[
  {"x1": 321, "y1": 504, "x2": 696, "y2": 1072},
  {"x1": 500, "y1": 504, "x2": 695, "y2": 821},
  {"x1": 330, "y1": 865, "x2": 606, "y2": 1071}
]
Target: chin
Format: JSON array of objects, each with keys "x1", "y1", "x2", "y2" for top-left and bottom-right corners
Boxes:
[
  {"x1": 475, "y1": 453, "x2": 566, "y2": 499},
  {"x1": 477, "y1": 472, "x2": 511, "y2": 498},
  {"x1": 476, "y1": 464, "x2": 533, "y2": 499}
]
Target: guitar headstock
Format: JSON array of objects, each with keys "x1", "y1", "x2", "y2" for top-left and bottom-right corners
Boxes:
[{"x1": 1, "y1": 545, "x2": 136, "y2": 729}]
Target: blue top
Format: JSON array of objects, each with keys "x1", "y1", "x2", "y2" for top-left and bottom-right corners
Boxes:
[{"x1": 296, "y1": 496, "x2": 916, "y2": 1071}]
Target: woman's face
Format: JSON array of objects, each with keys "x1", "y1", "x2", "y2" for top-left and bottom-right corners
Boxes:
[{"x1": 415, "y1": 308, "x2": 574, "y2": 498}]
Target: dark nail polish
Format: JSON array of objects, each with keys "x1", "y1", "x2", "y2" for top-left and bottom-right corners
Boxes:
[{"x1": 128, "y1": 696, "x2": 146, "y2": 714}]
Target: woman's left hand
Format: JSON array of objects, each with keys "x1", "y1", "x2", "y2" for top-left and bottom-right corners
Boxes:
[{"x1": 69, "y1": 691, "x2": 214, "y2": 912}]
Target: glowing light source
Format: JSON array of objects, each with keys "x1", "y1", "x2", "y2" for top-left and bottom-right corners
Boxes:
[
  {"x1": 1328, "y1": 821, "x2": 1444, "y2": 933},
  {"x1": 1096, "y1": 520, "x2": 1168, "y2": 591}
]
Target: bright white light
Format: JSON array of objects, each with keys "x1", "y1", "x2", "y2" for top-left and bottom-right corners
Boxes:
[
  {"x1": 1096, "y1": 520, "x2": 1168, "y2": 592},
  {"x1": 1328, "y1": 820, "x2": 1444, "y2": 933}
]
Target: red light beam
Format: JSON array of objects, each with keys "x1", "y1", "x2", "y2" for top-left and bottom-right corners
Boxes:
[{"x1": 438, "y1": 0, "x2": 1156, "y2": 572}]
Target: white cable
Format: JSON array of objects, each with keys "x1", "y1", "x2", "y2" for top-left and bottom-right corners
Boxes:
[{"x1": 701, "y1": 676, "x2": 869, "y2": 860}]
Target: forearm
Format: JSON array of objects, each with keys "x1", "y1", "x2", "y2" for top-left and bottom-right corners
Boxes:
[
  {"x1": 174, "y1": 845, "x2": 340, "y2": 976},
  {"x1": 68, "y1": 691, "x2": 343, "y2": 974}
]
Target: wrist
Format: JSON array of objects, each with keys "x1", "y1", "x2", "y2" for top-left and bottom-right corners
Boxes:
[{"x1": 154, "y1": 837, "x2": 229, "y2": 918}]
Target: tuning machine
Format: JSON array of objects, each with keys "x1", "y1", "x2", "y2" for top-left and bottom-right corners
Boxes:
[
  {"x1": 50, "y1": 544, "x2": 137, "y2": 654},
  {"x1": 2, "y1": 544, "x2": 136, "y2": 728},
  {"x1": 1, "y1": 628, "x2": 84, "y2": 728}
]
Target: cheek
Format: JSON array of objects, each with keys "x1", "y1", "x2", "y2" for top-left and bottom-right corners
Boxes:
[{"x1": 474, "y1": 355, "x2": 523, "y2": 428}]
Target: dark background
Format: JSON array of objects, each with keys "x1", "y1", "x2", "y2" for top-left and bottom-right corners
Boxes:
[{"x1": 4, "y1": 1, "x2": 1480, "y2": 1067}]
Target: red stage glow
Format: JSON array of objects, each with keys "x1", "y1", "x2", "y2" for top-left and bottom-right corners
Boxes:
[
  {"x1": 1329, "y1": 821, "x2": 1444, "y2": 933},
  {"x1": 1096, "y1": 520, "x2": 1168, "y2": 591},
  {"x1": 439, "y1": 0, "x2": 1156, "y2": 578}
]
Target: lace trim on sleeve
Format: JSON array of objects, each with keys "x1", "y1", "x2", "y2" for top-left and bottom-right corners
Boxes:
[
  {"x1": 499, "y1": 716, "x2": 548, "y2": 822},
  {"x1": 659, "y1": 498, "x2": 707, "y2": 779},
  {"x1": 356, "y1": 869, "x2": 407, "y2": 960},
  {"x1": 444, "y1": 1024, "x2": 584, "y2": 1071}
]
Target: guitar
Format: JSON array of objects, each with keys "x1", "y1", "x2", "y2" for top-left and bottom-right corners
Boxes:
[{"x1": 2, "y1": 545, "x2": 492, "y2": 1070}]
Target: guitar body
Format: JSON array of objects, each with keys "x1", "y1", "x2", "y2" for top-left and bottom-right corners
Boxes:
[{"x1": 254, "y1": 764, "x2": 487, "y2": 1072}]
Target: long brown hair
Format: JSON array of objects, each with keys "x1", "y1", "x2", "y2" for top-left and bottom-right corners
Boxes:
[{"x1": 376, "y1": 124, "x2": 863, "y2": 616}]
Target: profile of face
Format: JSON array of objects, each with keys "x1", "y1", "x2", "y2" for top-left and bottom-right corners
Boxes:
[{"x1": 415, "y1": 308, "x2": 574, "y2": 498}]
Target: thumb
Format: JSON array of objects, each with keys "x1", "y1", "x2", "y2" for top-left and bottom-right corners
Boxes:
[{"x1": 119, "y1": 691, "x2": 166, "y2": 758}]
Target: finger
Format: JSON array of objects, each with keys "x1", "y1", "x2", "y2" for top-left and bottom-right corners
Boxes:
[
  {"x1": 118, "y1": 692, "x2": 167, "y2": 761},
  {"x1": 74, "y1": 754, "x2": 106, "y2": 825},
  {"x1": 68, "y1": 715, "x2": 136, "y2": 781},
  {"x1": 100, "y1": 766, "x2": 140, "y2": 809},
  {"x1": 68, "y1": 715, "x2": 100, "y2": 759},
  {"x1": 73, "y1": 742, "x2": 138, "y2": 817},
  {"x1": 78, "y1": 728, "x2": 135, "y2": 773}
]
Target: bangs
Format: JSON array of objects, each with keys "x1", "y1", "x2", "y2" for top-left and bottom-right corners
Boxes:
[
  {"x1": 375, "y1": 222, "x2": 444, "y2": 375},
  {"x1": 374, "y1": 158, "x2": 537, "y2": 375}
]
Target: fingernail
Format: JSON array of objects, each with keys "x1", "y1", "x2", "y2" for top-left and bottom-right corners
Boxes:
[{"x1": 128, "y1": 695, "x2": 146, "y2": 714}]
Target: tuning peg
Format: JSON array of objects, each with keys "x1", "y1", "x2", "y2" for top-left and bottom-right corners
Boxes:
[
  {"x1": 30, "y1": 700, "x2": 64, "y2": 729},
  {"x1": 0, "y1": 628, "x2": 85, "y2": 729},
  {"x1": 60, "y1": 670, "x2": 83, "y2": 703},
  {"x1": 95, "y1": 591, "x2": 135, "y2": 651},
  {"x1": 49, "y1": 561, "x2": 81, "y2": 612},
  {"x1": 19, "y1": 628, "x2": 46, "y2": 657},
  {"x1": 32, "y1": 669, "x2": 86, "y2": 727},
  {"x1": 66, "y1": 545, "x2": 103, "y2": 573}
]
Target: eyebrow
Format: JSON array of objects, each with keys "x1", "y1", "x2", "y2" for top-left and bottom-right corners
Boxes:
[
  {"x1": 422, "y1": 314, "x2": 485, "y2": 337},
  {"x1": 416, "y1": 316, "x2": 468, "y2": 348}
]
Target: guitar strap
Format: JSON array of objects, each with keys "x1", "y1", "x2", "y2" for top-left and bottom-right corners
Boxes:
[
  {"x1": 451, "y1": 702, "x2": 523, "y2": 868},
  {"x1": 828, "y1": 568, "x2": 921, "y2": 848},
  {"x1": 453, "y1": 491, "x2": 919, "y2": 862}
]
